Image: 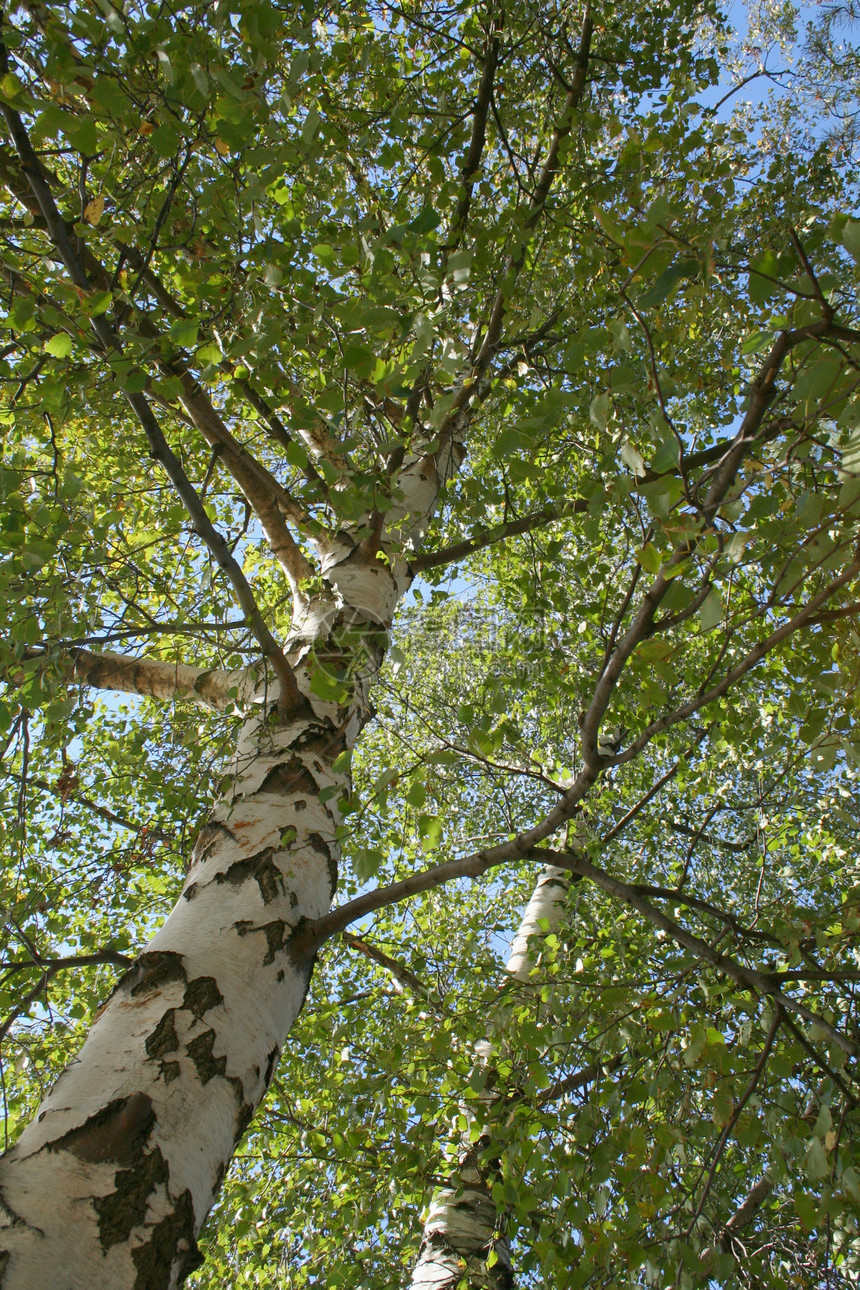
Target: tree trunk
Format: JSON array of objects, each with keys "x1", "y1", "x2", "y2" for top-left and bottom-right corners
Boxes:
[
  {"x1": 409, "y1": 866, "x2": 571, "y2": 1290},
  {"x1": 0, "y1": 539, "x2": 414, "y2": 1289}
]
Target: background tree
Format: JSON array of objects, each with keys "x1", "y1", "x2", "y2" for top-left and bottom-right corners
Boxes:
[{"x1": 0, "y1": 0, "x2": 859, "y2": 1286}]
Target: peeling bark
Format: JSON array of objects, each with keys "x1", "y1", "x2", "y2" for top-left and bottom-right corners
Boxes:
[{"x1": 0, "y1": 537, "x2": 420, "y2": 1289}]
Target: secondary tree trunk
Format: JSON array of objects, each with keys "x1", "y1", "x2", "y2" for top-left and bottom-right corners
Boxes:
[
  {"x1": 0, "y1": 537, "x2": 414, "y2": 1289},
  {"x1": 409, "y1": 866, "x2": 571, "y2": 1290}
]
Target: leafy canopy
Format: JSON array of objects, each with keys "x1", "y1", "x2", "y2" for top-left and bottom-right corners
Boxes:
[{"x1": 1, "y1": 0, "x2": 860, "y2": 1286}]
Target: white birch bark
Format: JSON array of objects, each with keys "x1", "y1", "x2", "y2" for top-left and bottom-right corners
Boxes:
[
  {"x1": 13, "y1": 648, "x2": 256, "y2": 711},
  {"x1": 0, "y1": 494, "x2": 437, "y2": 1288},
  {"x1": 409, "y1": 866, "x2": 571, "y2": 1290}
]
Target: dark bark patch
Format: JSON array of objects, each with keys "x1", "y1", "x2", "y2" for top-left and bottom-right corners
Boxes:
[
  {"x1": 258, "y1": 758, "x2": 317, "y2": 798},
  {"x1": 261, "y1": 920, "x2": 287, "y2": 964},
  {"x1": 293, "y1": 723, "x2": 347, "y2": 757},
  {"x1": 0, "y1": 1249, "x2": 9, "y2": 1281},
  {"x1": 308, "y1": 831, "x2": 337, "y2": 890},
  {"x1": 0, "y1": 1186, "x2": 25, "y2": 1229},
  {"x1": 182, "y1": 881, "x2": 198, "y2": 902},
  {"x1": 306, "y1": 831, "x2": 331, "y2": 860},
  {"x1": 234, "y1": 1101, "x2": 255, "y2": 1143},
  {"x1": 284, "y1": 922, "x2": 318, "y2": 980},
  {"x1": 95, "y1": 1144, "x2": 168, "y2": 1249},
  {"x1": 264, "y1": 1045, "x2": 279, "y2": 1089},
  {"x1": 234, "y1": 919, "x2": 288, "y2": 964},
  {"x1": 49, "y1": 1091, "x2": 154, "y2": 1167},
  {"x1": 184, "y1": 1032, "x2": 245, "y2": 1110},
  {"x1": 216, "y1": 847, "x2": 282, "y2": 903},
  {"x1": 145, "y1": 1010, "x2": 179, "y2": 1061},
  {"x1": 266, "y1": 692, "x2": 314, "y2": 729},
  {"x1": 161, "y1": 1061, "x2": 180, "y2": 1083},
  {"x1": 130, "y1": 1187, "x2": 201, "y2": 1290},
  {"x1": 185, "y1": 1029, "x2": 225, "y2": 1085},
  {"x1": 123, "y1": 950, "x2": 187, "y2": 1000},
  {"x1": 191, "y1": 820, "x2": 233, "y2": 866},
  {"x1": 182, "y1": 976, "x2": 224, "y2": 1018},
  {"x1": 293, "y1": 798, "x2": 307, "y2": 811}
]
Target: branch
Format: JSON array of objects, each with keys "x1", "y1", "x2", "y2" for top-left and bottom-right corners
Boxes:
[
  {"x1": 538, "y1": 849, "x2": 859, "y2": 1058},
  {"x1": 0, "y1": 94, "x2": 301, "y2": 716},
  {"x1": 805, "y1": 599, "x2": 860, "y2": 627},
  {"x1": 302, "y1": 553, "x2": 860, "y2": 963},
  {"x1": 0, "y1": 950, "x2": 131, "y2": 1044},
  {"x1": 788, "y1": 226, "x2": 832, "y2": 317},
  {"x1": 229, "y1": 375, "x2": 330, "y2": 493},
  {"x1": 411, "y1": 411, "x2": 786, "y2": 576},
  {"x1": 343, "y1": 933, "x2": 435, "y2": 1002},
  {"x1": 598, "y1": 739, "x2": 703, "y2": 847},
  {"x1": 685, "y1": 1008, "x2": 782, "y2": 1237},
  {"x1": 475, "y1": 9, "x2": 593, "y2": 372},
  {"x1": 619, "y1": 547, "x2": 860, "y2": 762},
  {"x1": 412, "y1": 503, "x2": 578, "y2": 572},
  {"x1": 538, "y1": 1053, "x2": 624, "y2": 1105},
  {"x1": 440, "y1": 27, "x2": 500, "y2": 259},
  {"x1": 669, "y1": 818, "x2": 755, "y2": 853},
  {"x1": 695, "y1": 1172, "x2": 778, "y2": 1274},
  {"x1": 580, "y1": 322, "x2": 860, "y2": 769},
  {"x1": 0, "y1": 144, "x2": 318, "y2": 592},
  {"x1": 0, "y1": 950, "x2": 132, "y2": 976},
  {"x1": 633, "y1": 883, "x2": 776, "y2": 945},
  {"x1": 720, "y1": 1175, "x2": 774, "y2": 1237},
  {"x1": 8, "y1": 646, "x2": 255, "y2": 711},
  {"x1": 299, "y1": 850, "x2": 502, "y2": 950},
  {"x1": 2, "y1": 769, "x2": 163, "y2": 837},
  {"x1": 698, "y1": 321, "x2": 860, "y2": 520},
  {"x1": 102, "y1": 230, "x2": 323, "y2": 492},
  {"x1": 426, "y1": 10, "x2": 594, "y2": 461},
  {"x1": 294, "y1": 757, "x2": 610, "y2": 955},
  {"x1": 165, "y1": 385, "x2": 316, "y2": 595}
]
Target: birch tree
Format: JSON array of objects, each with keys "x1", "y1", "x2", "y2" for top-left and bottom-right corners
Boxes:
[
  {"x1": 1, "y1": 0, "x2": 860, "y2": 1286},
  {"x1": 409, "y1": 864, "x2": 572, "y2": 1290}
]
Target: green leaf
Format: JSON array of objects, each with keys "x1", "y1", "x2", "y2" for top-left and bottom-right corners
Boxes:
[
  {"x1": 805, "y1": 1137, "x2": 829, "y2": 1180},
  {"x1": 417, "y1": 814, "x2": 442, "y2": 851},
  {"x1": 741, "y1": 330, "x2": 772, "y2": 355},
  {"x1": 408, "y1": 207, "x2": 440, "y2": 235},
  {"x1": 0, "y1": 72, "x2": 25, "y2": 102},
  {"x1": 64, "y1": 114, "x2": 100, "y2": 154},
  {"x1": 699, "y1": 589, "x2": 723, "y2": 632},
  {"x1": 168, "y1": 319, "x2": 200, "y2": 349},
  {"x1": 589, "y1": 393, "x2": 610, "y2": 429},
  {"x1": 150, "y1": 126, "x2": 181, "y2": 158},
  {"x1": 842, "y1": 219, "x2": 860, "y2": 262},
  {"x1": 44, "y1": 334, "x2": 73, "y2": 358},
  {"x1": 9, "y1": 296, "x2": 35, "y2": 331},
  {"x1": 748, "y1": 249, "x2": 781, "y2": 303},
  {"x1": 638, "y1": 259, "x2": 698, "y2": 308},
  {"x1": 85, "y1": 291, "x2": 113, "y2": 318},
  {"x1": 637, "y1": 543, "x2": 661, "y2": 574},
  {"x1": 795, "y1": 1192, "x2": 819, "y2": 1233},
  {"x1": 302, "y1": 106, "x2": 321, "y2": 143}
]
